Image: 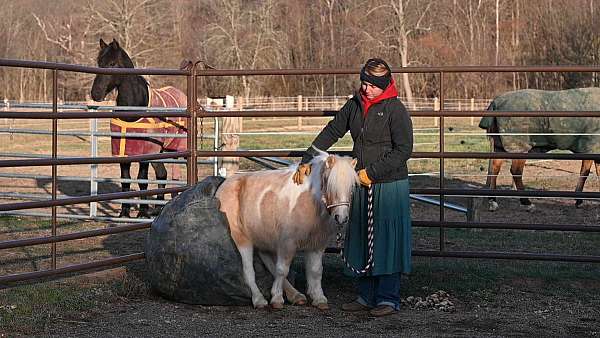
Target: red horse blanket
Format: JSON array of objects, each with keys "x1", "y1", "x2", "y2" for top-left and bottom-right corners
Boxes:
[{"x1": 110, "y1": 86, "x2": 188, "y2": 156}]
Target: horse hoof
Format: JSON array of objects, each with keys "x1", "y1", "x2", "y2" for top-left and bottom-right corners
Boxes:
[
  {"x1": 137, "y1": 211, "x2": 151, "y2": 219},
  {"x1": 253, "y1": 299, "x2": 268, "y2": 309},
  {"x1": 290, "y1": 293, "x2": 307, "y2": 306},
  {"x1": 575, "y1": 200, "x2": 583, "y2": 208},
  {"x1": 150, "y1": 206, "x2": 163, "y2": 216},
  {"x1": 523, "y1": 204, "x2": 535, "y2": 212},
  {"x1": 488, "y1": 201, "x2": 498, "y2": 212},
  {"x1": 314, "y1": 303, "x2": 329, "y2": 311},
  {"x1": 270, "y1": 302, "x2": 284, "y2": 310}
]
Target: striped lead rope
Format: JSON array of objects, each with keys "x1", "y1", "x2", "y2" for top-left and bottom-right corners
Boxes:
[{"x1": 337, "y1": 185, "x2": 375, "y2": 274}]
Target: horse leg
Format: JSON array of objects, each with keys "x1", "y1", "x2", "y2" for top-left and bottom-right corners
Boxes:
[
  {"x1": 217, "y1": 180, "x2": 268, "y2": 308},
  {"x1": 151, "y1": 161, "x2": 167, "y2": 216},
  {"x1": 237, "y1": 245, "x2": 268, "y2": 309},
  {"x1": 137, "y1": 161, "x2": 150, "y2": 218},
  {"x1": 510, "y1": 159, "x2": 534, "y2": 211},
  {"x1": 270, "y1": 247, "x2": 296, "y2": 309},
  {"x1": 170, "y1": 161, "x2": 181, "y2": 199},
  {"x1": 119, "y1": 163, "x2": 131, "y2": 218},
  {"x1": 304, "y1": 250, "x2": 329, "y2": 310},
  {"x1": 575, "y1": 160, "x2": 593, "y2": 208},
  {"x1": 257, "y1": 251, "x2": 307, "y2": 306},
  {"x1": 486, "y1": 158, "x2": 503, "y2": 211},
  {"x1": 594, "y1": 161, "x2": 600, "y2": 206}
]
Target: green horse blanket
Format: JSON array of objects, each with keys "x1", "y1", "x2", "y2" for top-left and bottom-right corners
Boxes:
[{"x1": 478, "y1": 88, "x2": 600, "y2": 153}]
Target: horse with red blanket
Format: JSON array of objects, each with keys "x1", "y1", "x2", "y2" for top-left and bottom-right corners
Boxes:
[{"x1": 91, "y1": 38, "x2": 187, "y2": 218}]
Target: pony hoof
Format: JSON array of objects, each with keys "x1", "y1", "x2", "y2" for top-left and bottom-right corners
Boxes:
[
  {"x1": 150, "y1": 206, "x2": 163, "y2": 216},
  {"x1": 270, "y1": 302, "x2": 284, "y2": 310},
  {"x1": 290, "y1": 293, "x2": 307, "y2": 306},
  {"x1": 137, "y1": 211, "x2": 151, "y2": 219},
  {"x1": 488, "y1": 201, "x2": 498, "y2": 212},
  {"x1": 314, "y1": 303, "x2": 329, "y2": 311},
  {"x1": 523, "y1": 204, "x2": 535, "y2": 212},
  {"x1": 253, "y1": 299, "x2": 268, "y2": 309}
]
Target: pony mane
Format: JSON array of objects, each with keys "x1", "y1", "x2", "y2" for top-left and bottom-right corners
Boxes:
[
  {"x1": 309, "y1": 154, "x2": 358, "y2": 199},
  {"x1": 326, "y1": 156, "x2": 358, "y2": 199}
]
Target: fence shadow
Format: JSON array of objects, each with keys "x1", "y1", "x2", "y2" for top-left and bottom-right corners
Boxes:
[{"x1": 35, "y1": 177, "x2": 122, "y2": 216}]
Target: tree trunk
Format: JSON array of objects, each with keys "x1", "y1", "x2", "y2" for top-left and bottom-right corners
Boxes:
[{"x1": 221, "y1": 116, "x2": 242, "y2": 176}]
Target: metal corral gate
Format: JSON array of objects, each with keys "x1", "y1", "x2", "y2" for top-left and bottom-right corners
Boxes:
[{"x1": 1, "y1": 60, "x2": 600, "y2": 287}]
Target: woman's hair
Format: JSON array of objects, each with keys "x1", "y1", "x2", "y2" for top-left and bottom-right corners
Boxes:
[
  {"x1": 364, "y1": 58, "x2": 391, "y2": 77},
  {"x1": 360, "y1": 58, "x2": 392, "y2": 90}
]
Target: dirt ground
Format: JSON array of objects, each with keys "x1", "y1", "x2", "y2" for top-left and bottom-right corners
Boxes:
[{"x1": 13, "y1": 254, "x2": 598, "y2": 338}]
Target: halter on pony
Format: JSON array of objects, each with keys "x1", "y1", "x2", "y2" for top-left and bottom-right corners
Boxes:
[{"x1": 310, "y1": 151, "x2": 376, "y2": 274}]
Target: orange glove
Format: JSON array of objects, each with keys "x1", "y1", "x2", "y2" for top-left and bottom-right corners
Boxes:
[
  {"x1": 292, "y1": 163, "x2": 312, "y2": 184},
  {"x1": 358, "y1": 169, "x2": 372, "y2": 187}
]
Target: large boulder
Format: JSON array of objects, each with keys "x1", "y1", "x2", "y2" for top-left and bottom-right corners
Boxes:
[{"x1": 145, "y1": 176, "x2": 276, "y2": 305}]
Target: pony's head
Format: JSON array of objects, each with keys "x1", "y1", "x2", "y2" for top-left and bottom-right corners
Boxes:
[
  {"x1": 91, "y1": 38, "x2": 135, "y2": 101},
  {"x1": 315, "y1": 154, "x2": 358, "y2": 225}
]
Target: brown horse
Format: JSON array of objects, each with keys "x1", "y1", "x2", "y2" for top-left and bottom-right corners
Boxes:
[
  {"x1": 480, "y1": 88, "x2": 600, "y2": 211},
  {"x1": 91, "y1": 38, "x2": 187, "y2": 218},
  {"x1": 216, "y1": 153, "x2": 358, "y2": 309}
]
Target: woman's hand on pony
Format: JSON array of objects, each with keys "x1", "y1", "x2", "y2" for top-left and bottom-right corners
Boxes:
[{"x1": 292, "y1": 163, "x2": 312, "y2": 184}]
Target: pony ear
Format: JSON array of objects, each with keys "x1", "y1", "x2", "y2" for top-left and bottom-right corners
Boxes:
[
  {"x1": 325, "y1": 155, "x2": 336, "y2": 169},
  {"x1": 99, "y1": 38, "x2": 108, "y2": 49},
  {"x1": 351, "y1": 158, "x2": 357, "y2": 169}
]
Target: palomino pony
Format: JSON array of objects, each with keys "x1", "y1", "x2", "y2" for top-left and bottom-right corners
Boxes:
[
  {"x1": 216, "y1": 154, "x2": 358, "y2": 309},
  {"x1": 91, "y1": 38, "x2": 187, "y2": 218},
  {"x1": 479, "y1": 88, "x2": 600, "y2": 211}
]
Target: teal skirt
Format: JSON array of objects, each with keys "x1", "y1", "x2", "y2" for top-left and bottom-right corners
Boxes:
[{"x1": 343, "y1": 179, "x2": 412, "y2": 276}]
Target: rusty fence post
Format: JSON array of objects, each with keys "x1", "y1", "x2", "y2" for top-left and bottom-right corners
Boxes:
[{"x1": 51, "y1": 69, "x2": 58, "y2": 270}]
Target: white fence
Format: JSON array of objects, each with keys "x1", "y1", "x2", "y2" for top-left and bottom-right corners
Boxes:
[
  {"x1": 201, "y1": 95, "x2": 491, "y2": 112},
  {"x1": 202, "y1": 95, "x2": 491, "y2": 128}
]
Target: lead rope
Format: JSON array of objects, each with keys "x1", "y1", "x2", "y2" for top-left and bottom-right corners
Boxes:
[{"x1": 337, "y1": 185, "x2": 375, "y2": 274}]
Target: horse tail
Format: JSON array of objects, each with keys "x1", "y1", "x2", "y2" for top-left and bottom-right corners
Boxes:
[
  {"x1": 478, "y1": 100, "x2": 501, "y2": 148},
  {"x1": 481, "y1": 100, "x2": 500, "y2": 190}
]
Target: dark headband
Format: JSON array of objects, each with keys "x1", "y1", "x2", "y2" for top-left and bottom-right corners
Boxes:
[{"x1": 360, "y1": 66, "x2": 391, "y2": 90}]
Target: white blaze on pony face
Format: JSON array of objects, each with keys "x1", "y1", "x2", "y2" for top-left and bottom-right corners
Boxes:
[{"x1": 320, "y1": 156, "x2": 358, "y2": 225}]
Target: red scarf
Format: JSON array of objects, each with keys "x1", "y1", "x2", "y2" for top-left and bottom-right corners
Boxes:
[{"x1": 360, "y1": 79, "x2": 399, "y2": 117}]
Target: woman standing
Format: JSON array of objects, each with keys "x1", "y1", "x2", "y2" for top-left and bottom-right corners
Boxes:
[{"x1": 292, "y1": 58, "x2": 413, "y2": 317}]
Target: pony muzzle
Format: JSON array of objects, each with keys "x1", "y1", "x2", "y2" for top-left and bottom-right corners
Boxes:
[{"x1": 326, "y1": 201, "x2": 350, "y2": 225}]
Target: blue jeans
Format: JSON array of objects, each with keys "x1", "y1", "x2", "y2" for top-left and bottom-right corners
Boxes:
[{"x1": 355, "y1": 273, "x2": 400, "y2": 310}]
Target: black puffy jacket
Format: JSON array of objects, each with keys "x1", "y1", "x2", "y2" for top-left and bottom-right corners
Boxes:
[{"x1": 302, "y1": 93, "x2": 413, "y2": 182}]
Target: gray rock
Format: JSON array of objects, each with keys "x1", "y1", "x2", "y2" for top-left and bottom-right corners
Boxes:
[{"x1": 144, "y1": 176, "x2": 275, "y2": 305}]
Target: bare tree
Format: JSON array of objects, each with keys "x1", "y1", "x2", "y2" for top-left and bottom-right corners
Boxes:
[
  {"x1": 32, "y1": 7, "x2": 95, "y2": 100},
  {"x1": 355, "y1": 0, "x2": 434, "y2": 102},
  {"x1": 0, "y1": 2, "x2": 25, "y2": 100},
  {"x1": 518, "y1": 0, "x2": 600, "y2": 89},
  {"x1": 4, "y1": 0, "x2": 600, "y2": 101},
  {"x1": 201, "y1": 0, "x2": 281, "y2": 98},
  {"x1": 85, "y1": 0, "x2": 180, "y2": 67}
]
